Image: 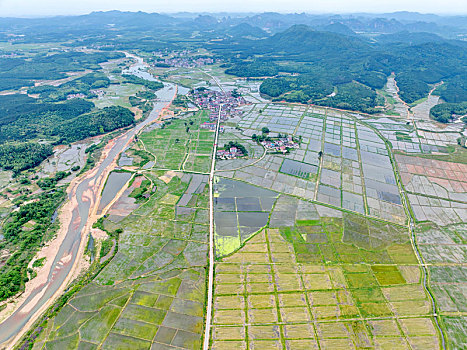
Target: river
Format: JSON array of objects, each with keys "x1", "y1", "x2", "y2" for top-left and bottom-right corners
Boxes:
[{"x1": 0, "y1": 58, "x2": 177, "y2": 347}]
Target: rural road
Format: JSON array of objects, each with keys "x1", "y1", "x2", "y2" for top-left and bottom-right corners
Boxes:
[
  {"x1": 203, "y1": 103, "x2": 222, "y2": 350},
  {"x1": 203, "y1": 70, "x2": 225, "y2": 350}
]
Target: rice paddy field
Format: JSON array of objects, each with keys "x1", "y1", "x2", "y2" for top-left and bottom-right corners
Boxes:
[
  {"x1": 417, "y1": 223, "x2": 467, "y2": 350},
  {"x1": 215, "y1": 128, "x2": 265, "y2": 172},
  {"x1": 34, "y1": 170, "x2": 210, "y2": 350},
  {"x1": 397, "y1": 154, "x2": 467, "y2": 225},
  {"x1": 211, "y1": 224, "x2": 438, "y2": 349},
  {"x1": 229, "y1": 104, "x2": 406, "y2": 224},
  {"x1": 152, "y1": 66, "x2": 230, "y2": 90},
  {"x1": 210, "y1": 100, "x2": 467, "y2": 350},
  {"x1": 140, "y1": 110, "x2": 215, "y2": 173},
  {"x1": 29, "y1": 85, "x2": 466, "y2": 350},
  {"x1": 93, "y1": 83, "x2": 144, "y2": 109}
]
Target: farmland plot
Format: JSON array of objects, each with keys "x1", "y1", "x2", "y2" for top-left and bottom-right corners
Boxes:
[{"x1": 36, "y1": 172, "x2": 210, "y2": 350}]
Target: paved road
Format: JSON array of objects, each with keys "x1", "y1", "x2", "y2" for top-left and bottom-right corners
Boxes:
[
  {"x1": 203, "y1": 71, "x2": 224, "y2": 350},
  {"x1": 203, "y1": 104, "x2": 222, "y2": 350}
]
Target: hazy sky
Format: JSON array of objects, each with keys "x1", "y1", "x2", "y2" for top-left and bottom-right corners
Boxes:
[{"x1": 0, "y1": 0, "x2": 466, "y2": 17}]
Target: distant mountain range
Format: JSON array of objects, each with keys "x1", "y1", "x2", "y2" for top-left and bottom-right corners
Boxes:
[{"x1": 0, "y1": 10, "x2": 466, "y2": 41}]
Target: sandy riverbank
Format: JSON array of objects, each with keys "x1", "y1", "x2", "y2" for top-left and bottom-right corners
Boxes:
[
  {"x1": 0, "y1": 79, "x2": 176, "y2": 349},
  {"x1": 0, "y1": 136, "x2": 120, "y2": 349}
]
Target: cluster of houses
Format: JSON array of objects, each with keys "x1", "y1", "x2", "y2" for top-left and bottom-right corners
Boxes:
[
  {"x1": 200, "y1": 122, "x2": 225, "y2": 133},
  {"x1": 66, "y1": 93, "x2": 86, "y2": 100},
  {"x1": 158, "y1": 56, "x2": 214, "y2": 68},
  {"x1": 190, "y1": 89, "x2": 247, "y2": 121},
  {"x1": 260, "y1": 136, "x2": 300, "y2": 154},
  {"x1": 152, "y1": 50, "x2": 217, "y2": 68},
  {"x1": 216, "y1": 146, "x2": 244, "y2": 160},
  {"x1": 90, "y1": 89, "x2": 105, "y2": 98}
]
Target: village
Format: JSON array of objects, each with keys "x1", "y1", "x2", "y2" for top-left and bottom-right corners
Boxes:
[
  {"x1": 216, "y1": 141, "x2": 248, "y2": 160},
  {"x1": 151, "y1": 49, "x2": 218, "y2": 68},
  {"x1": 190, "y1": 88, "x2": 247, "y2": 132},
  {"x1": 258, "y1": 135, "x2": 300, "y2": 154},
  {"x1": 216, "y1": 145, "x2": 245, "y2": 160}
]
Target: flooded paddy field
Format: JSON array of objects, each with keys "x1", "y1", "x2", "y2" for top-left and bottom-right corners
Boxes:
[
  {"x1": 118, "y1": 148, "x2": 134, "y2": 166},
  {"x1": 118, "y1": 143, "x2": 155, "y2": 169},
  {"x1": 33, "y1": 169, "x2": 210, "y2": 350},
  {"x1": 214, "y1": 177, "x2": 279, "y2": 257},
  {"x1": 103, "y1": 175, "x2": 149, "y2": 222},
  {"x1": 226, "y1": 103, "x2": 406, "y2": 224},
  {"x1": 152, "y1": 67, "x2": 211, "y2": 88},
  {"x1": 396, "y1": 153, "x2": 467, "y2": 225},
  {"x1": 0, "y1": 65, "x2": 177, "y2": 346},
  {"x1": 397, "y1": 154, "x2": 467, "y2": 201},
  {"x1": 97, "y1": 171, "x2": 133, "y2": 215},
  {"x1": 93, "y1": 83, "x2": 143, "y2": 109},
  {"x1": 407, "y1": 193, "x2": 467, "y2": 225},
  {"x1": 215, "y1": 128, "x2": 265, "y2": 172},
  {"x1": 37, "y1": 141, "x2": 91, "y2": 181},
  {"x1": 366, "y1": 116, "x2": 463, "y2": 154},
  {"x1": 416, "y1": 223, "x2": 467, "y2": 348},
  {"x1": 382, "y1": 75, "x2": 410, "y2": 117},
  {"x1": 411, "y1": 94, "x2": 441, "y2": 120},
  {"x1": 9, "y1": 54, "x2": 464, "y2": 350},
  {"x1": 280, "y1": 159, "x2": 318, "y2": 179},
  {"x1": 206, "y1": 89, "x2": 464, "y2": 349}
]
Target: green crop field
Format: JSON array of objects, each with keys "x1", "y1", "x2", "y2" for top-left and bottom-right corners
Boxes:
[
  {"x1": 140, "y1": 110, "x2": 213, "y2": 173},
  {"x1": 34, "y1": 171, "x2": 210, "y2": 350}
]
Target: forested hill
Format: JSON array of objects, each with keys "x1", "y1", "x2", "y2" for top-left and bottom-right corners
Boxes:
[
  {"x1": 0, "y1": 51, "x2": 124, "y2": 91},
  {"x1": 0, "y1": 48, "x2": 146, "y2": 174},
  {"x1": 252, "y1": 24, "x2": 371, "y2": 57},
  {"x1": 216, "y1": 24, "x2": 467, "y2": 114},
  {"x1": 0, "y1": 95, "x2": 135, "y2": 174},
  {"x1": 0, "y1": 11, "x2": 466, "y2": 118}
]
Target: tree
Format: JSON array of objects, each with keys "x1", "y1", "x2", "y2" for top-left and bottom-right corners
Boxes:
[
  {"x1": 262, "y1": 127, "x2": 270, "y2": 134},
  {"x1": 231, "y1": 89, "x2": 241, "y2": 98},
  {"x1": 0, "y1": 143, "x2": 53, "y2": 174}
]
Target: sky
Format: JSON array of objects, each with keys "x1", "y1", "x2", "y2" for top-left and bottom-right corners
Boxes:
[{"x1": 0, "y1": 0, "x2": 466, "y2": 17}]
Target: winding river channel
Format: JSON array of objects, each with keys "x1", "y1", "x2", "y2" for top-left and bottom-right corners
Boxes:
[{"x1": 0, "y1": 57, "x2": 177, "y2": 347}]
